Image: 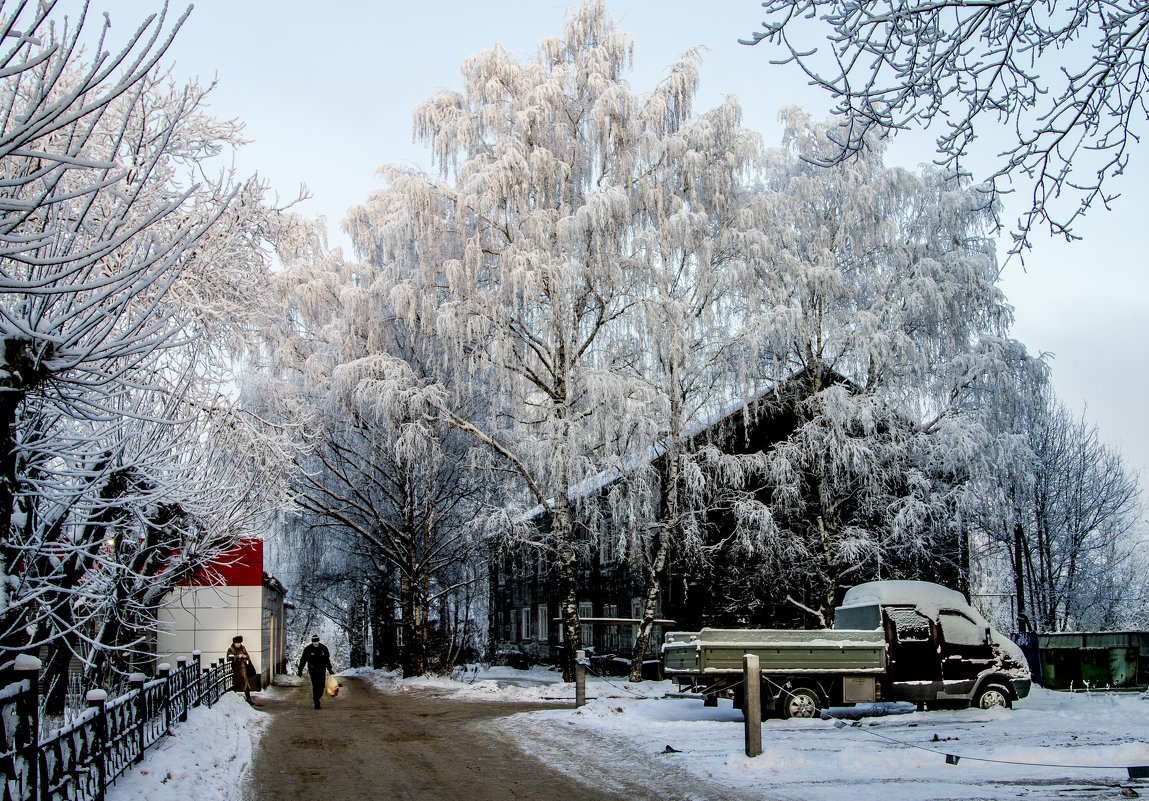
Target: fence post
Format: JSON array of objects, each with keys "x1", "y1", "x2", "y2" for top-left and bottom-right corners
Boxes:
[
  {"x1": 128, "y1": 674, "x2": 146, "y2": 765},
  {"x1": 13, "y1": 654, "x2": 41, "y2": 801},
  {"x1": 157, "y1": 664, "x2": 171, "y2": 736},
  {"x1": 86, "y1": 690, "x2": 108, "y2": 801},
  {"x1": 191, "y1": 652, "x2": 202, "y2": 709},
  {"x1": 743, "y1": 653, "x2": 762, "y2": 758},
  {"x1": 216, "y1": 658, "x2": 226, "y2": 705},
  {"x1": 175, "y1": 657, "x2": 188, "y2": 723},
  {"x1": 574, "y1": 649, "x2": 587, "y2": 709}
]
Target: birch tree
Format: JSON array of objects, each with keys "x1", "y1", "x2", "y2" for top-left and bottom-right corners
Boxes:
[
  {"x1": 751, "y1": 108, "x2": 1037, "y2": 624},
  {"x1": 254, "y1": 223, "x2": 492, "y2": 677},
  {"x1": 618, "y1": 88, "x2": 770, "y2": 679},
  {"x1": 346, "y1": 0, "x2": 696, "y2": 679}
]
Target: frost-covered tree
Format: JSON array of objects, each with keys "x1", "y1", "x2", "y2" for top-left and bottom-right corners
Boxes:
[
  {"x1": 750, "y1": 108, "x2": 1037, "y2": 625},
  {"x1": 346, "y1": 0, "x2": 693, "y2": 679},
  {"x1": 618, "y1": 86, "x2": 770, "y2": 679},
  {"x1": 253, "y1": 225, "x2": 491, "y2": 677},
  {"x1": 0, "y1": 2, "x2": 287, "y2": 699},
  {"x1": 743, "y1": 0, "x2": 1149, "y2": 254},
  {"x1": 970, "y1": 384, "x2": 1144, "y2": 632}
]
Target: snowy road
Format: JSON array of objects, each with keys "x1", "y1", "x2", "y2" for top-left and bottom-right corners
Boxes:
[
  {"x1": 241, "y1": 675, "x2": 761, "y2": 801},
  {"x1": 105, "y1": 668, "x2": 1149, "y2": 801}
]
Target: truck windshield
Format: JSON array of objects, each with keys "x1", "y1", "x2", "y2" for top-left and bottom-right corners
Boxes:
[{"x1": 834, "y1": 604, "x2": 881, "y2": 630}]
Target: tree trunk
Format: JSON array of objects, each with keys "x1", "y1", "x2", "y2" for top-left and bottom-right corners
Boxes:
[
  {"x1": 553, "y1": 496, "x2": 581, "y2": 682},
  {"x1": 349, "y1": 588, "x2": 368, "y2": 669},
  {"x1": 629, "y1": 439, "x2": 678, "y2": 682},
  {"x1": 370, "y1": 577, "x2": 395, "y2": 669}
]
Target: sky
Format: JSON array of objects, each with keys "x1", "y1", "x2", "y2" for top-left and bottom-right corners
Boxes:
[{"x1": 82, "y1": 0, "x2": 1148, "y2": 478}]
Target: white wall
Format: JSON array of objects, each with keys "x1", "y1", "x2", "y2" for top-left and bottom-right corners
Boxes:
[{"x1": 156, "y1": 585, "x2": 263, "y2": 673}]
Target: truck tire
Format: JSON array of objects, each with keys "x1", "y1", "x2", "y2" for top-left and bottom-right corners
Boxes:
[
  {"x1": 972, "y1": 684, "x2": 1012, "y2": 710},
  {"x1": 777, "y1": 685, "x2": 822, "y2": 719}
]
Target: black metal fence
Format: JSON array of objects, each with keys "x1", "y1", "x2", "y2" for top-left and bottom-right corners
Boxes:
[{"x1": 2, "y1": 652, "x2": 235, "y2": 801}]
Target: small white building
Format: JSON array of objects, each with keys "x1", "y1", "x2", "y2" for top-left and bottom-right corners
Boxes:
[{"x1": 155, "y1": 539, "x2": 288, "y2": 689}]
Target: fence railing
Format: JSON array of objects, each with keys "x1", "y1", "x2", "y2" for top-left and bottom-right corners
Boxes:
[{"x1": 2, "y1": 652, "x2": 235, "y2": 801}]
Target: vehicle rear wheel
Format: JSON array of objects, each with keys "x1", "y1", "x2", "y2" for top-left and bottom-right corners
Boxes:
[
  {"x1": 972, "y1": 684, "x2": 1012, "y2": 710},
  {"x1": 777, "y1": 685, "x2": 822, "y2": 719}
]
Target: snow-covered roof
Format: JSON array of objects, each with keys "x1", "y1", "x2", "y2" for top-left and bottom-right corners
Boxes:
[{"x1": 516, "y1": 383, "x2": 780, "y2": 523}]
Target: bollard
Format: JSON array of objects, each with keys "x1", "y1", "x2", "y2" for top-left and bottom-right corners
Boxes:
[
  {"x1": 743, "y1": 653, "x2": 762, "y2": 758},
  {"x1": 87, "y1": 690, "x2": 108, "y2": 801},
  {"x1": 14, "y1": 654, "x2": 41, "y2": 801},
  {"x1": 574, "y1": 649, "x2": 587, "y2": 709},
  {"x1": 129, "y1": 673, "x2": 146, "y2": 764}
]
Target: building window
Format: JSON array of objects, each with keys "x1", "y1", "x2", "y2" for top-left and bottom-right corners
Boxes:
[
  {"x1": 578, "y1": 601, "x2": 593, "y2": 648},
  {"x1": 521, "y1": 607, "x2": 532, "y2": 641},
  {"x1": 537, "y1": 604, "x2": 548, "y2": 642},
  {"x1": 510, "y1": 609, "x2": 518, "y2": 642},
  {"x1": 604, "y1": 603, "x2": 618, "y2": 652}
]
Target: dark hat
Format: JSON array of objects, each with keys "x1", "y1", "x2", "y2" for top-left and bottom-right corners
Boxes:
[
  {"x1": 232, "y1": 635, "x2": 243, "y2": 643},
  {"x1": 311, "y1": 635, "x2": 320, "y2": 642}
]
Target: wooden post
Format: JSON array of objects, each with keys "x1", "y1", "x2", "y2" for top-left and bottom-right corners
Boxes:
[
  {"x1": 743, "y1": 653, "x2": 762, "y2": 758},
  {"x1": 86, "y1": 690, "x2": 108, "y2": 801},
  {"x1": 128, "y1": 674, "x2": 146, "y2": 765},
  {"x1": 14, "y1": 654, "x2": 41, "y2": 801},
  {"x1": 574, "y1": 649, "x2": 586, "y2": 708}
]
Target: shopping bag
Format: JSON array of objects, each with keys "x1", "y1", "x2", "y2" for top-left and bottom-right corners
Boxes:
[{"x1": 325, "y1": 675, "x2": 341, "y2": 697}]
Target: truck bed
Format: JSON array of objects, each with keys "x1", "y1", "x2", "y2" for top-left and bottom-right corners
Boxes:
[{"x1": 664, "y1": 627, "x2": 886, "y2": 675}]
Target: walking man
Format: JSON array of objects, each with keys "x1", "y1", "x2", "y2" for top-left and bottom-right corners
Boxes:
[{"x1": 297, "y1": 634, "x2": 335, "y2": 709}]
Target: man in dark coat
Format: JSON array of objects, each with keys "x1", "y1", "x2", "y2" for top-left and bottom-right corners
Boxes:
[{"x1": 297, "y1": 634, "x2": 335, "y2": 709}]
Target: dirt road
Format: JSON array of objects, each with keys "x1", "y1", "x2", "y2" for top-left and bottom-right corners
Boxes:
[{"x1": 244, "y1": 676, "x2": 668, "y2": 801}]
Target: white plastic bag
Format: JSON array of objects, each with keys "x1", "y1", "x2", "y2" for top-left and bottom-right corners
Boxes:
[{"x1": 325, "y1": 675, "x2": 341, "y2": 697}]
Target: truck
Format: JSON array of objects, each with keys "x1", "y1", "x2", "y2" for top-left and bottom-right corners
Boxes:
[{"x1": 662, "y1": 580, "x2": 1032, "y2": 719}]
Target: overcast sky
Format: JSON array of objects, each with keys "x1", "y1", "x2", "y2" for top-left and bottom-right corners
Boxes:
[{"x1": 87, "y1": 0, "x2": 1148, "y2": 478}]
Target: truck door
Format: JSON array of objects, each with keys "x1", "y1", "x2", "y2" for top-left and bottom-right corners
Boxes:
[
  {"x1": 883, "y1": 607, "x2": 939, "y2": 696},
  {"x1": 937, "y1": 609, "x2": 995, "y2": 688}
]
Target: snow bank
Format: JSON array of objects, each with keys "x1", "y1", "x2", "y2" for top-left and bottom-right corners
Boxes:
[
  {"x1": 498, "y1": 686, "x2": 1149, "y2": 801},
  {"x1": 106, "y1": 692, "x2": 267, "y2": 801},
  {"x1": 348, "y1": 664, "x2": 673, "y2": 703}
]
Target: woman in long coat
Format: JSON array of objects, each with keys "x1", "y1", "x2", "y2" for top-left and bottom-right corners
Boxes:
[{"x1": 226, "y1": 635, "x2": 253, "y2": 703}]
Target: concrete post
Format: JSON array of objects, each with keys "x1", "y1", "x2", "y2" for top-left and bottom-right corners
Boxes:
[
  {"x1": 575, "y1": 649, "x2": 587, "y2": 708},
  {"x1": 743, "y1": 653, "x2": 762, "y2": 758}
]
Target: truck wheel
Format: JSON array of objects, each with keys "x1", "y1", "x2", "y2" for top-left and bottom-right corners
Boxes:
[
  {"x1": 972, "y1": 684, "x2": 1012, "y2": 710},
  {"x1": 777, "y1": 686, "x2": 822, "y2": 719}
]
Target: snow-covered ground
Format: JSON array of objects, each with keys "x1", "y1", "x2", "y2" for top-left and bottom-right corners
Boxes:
[
  {"x1": 105, "y1": 690, "x2": 268, "y2": 801},
  {"x1": 355, "y1": 665, "x2": 1149, "y2": 800},
  {"x1": 106, "y1": 666, "x2": 1149, "y2": 800}
]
